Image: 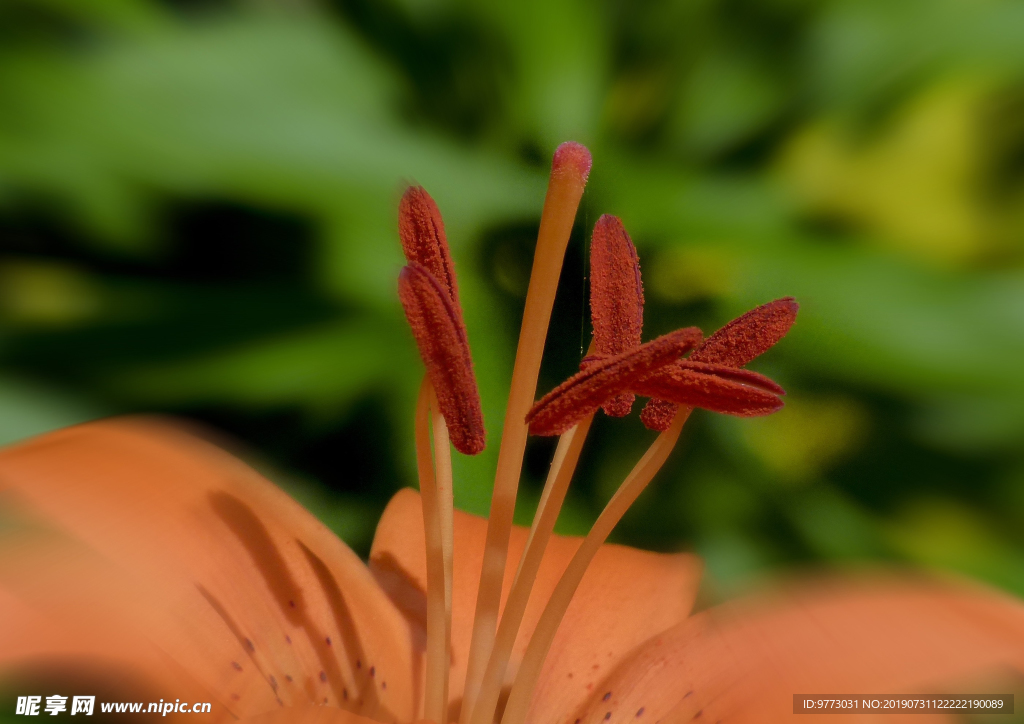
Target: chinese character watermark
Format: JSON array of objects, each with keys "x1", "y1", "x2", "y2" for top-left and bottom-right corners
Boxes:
[
  {"x1": 44, "y1": 696, "x2": 67, "y2": 716},
  {"x1": 70, "y1": 697, "x2": 95, "y2": 716},
  {"x1": 16, "y1": 696, "x2": 41, "y2": 716},
  {"x1": 15, "y1": 695, "x2": 94, "y2": 717}
]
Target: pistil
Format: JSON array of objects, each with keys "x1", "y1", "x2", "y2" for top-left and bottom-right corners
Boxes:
[{"x1": 461, "y1": 142, "x2": 592, "y2": 724}]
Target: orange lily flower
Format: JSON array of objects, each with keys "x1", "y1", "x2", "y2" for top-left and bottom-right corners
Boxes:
[{"x1": 3, "y1": 143, "x2": 1024, "y2": 724}]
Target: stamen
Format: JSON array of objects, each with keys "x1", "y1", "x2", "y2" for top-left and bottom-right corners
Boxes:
[
  {"x1": 399, "y1": 263, "x2": 486, "y2": 455},
  {"x1": 640, "y1": 298, "x2": 798, "y2": 430},
  {"x1": 671, "y1": 360, "x2": 786, "y2": 395},
  {"x1": 431, "y1": 393, "x2": 455, "y2": 724},
  {"x1": 461, "y1": 142, "x2": 592, "y2": 724},
  {"x1": 526, "y1": 328, "x2": 702, "y2": 437},
  {"x1": 400, "y1": 186, "x2": 461, "y2": 311},
  {"x1": 589, "y1": 215, "x2": 644, "y2": 417},
  {"x1": 415, "y1": 380, "x2": 453, "y2": 724},
  {"x1": 469, "y1": 412, "x2": 596, "y2": 724},
  {"x1": 691, "y1": 297, "x2": 799, "y2": 367},
  {"x1": 638, "y1": 398, "x2": 677, "y2": 432},
  {"x1": 631, "y1": 365, "x2": 784, "y2": 417},
  {"x1": 500, "y1": 410, "x2": 692, "y2": 724}
]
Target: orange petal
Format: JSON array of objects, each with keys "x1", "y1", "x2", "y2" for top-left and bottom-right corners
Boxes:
[
  {"x1": 527, "y1": 328, "x2": 702, "y2": 436},
  {"x1": 564, "y1": 576, "x2": 1024, "y2": 724},
  {"x1": 369, "y1": 489, "x2": 702, "y2": 722},
  {"x1": 0, "y1": 418, "x2": 416, "y2": 723},
  {"x1": 0, "y1": 578, "x2": 81, "y2": 666},
  {"x1": 691, "y1": 297, "x2": 798, "y2": 367},
  {"x1": 399, "y1": 263, "x2": 486, "y2": 455},
  {"x1": 589, "y1": 215, "x2": 644, "y2": 417},
  {"x1": 399, "y1": 186, "x2": 462, "y2": 312},
  {"x1": 241, "y1": 707, "x2": 388, "y2": 724},
  {"x1": 0, "y1": 528, "x2": 235, "y2": 719}
]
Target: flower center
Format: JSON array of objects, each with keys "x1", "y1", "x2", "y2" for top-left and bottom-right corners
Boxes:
[{"x1": 397, "y1": 142, "x2": 796, "y2": 724}]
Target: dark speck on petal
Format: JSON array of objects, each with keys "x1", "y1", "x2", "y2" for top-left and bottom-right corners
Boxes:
[
  {"x1": 231, "y1": 661, "x2": 242, "y2": 672},
  {"x1": 636, "y1": 708, "x2": 645, "y2": 718},
  {"x1": 604, "y1": 713, "x2": 611, "y2": 721},
  {"x1": 319, "y1": 671, "x2": 327, "y2": 683},
  {"x1": 603, "y1": 692, "x2": 612, "y2": 702},
  {"x1": 326, "y1": 636, "x2": 332, "y2": 645}
]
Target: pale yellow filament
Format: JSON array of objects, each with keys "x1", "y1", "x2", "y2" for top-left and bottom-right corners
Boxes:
[
  {"x1": 461, "y1": 153, "x2": 590, "y2": 723},
  {"x1": 468, "y1": 412, "x2": 595, "y2": 724},
  {"x1": 499, "y1": 409, "x2": 691, "y2": 724},
  {"x1": 415, "y1": 379, "x2": 454, "y2": 724}
]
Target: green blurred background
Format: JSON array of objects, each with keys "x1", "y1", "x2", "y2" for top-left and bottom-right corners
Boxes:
[{"x1": 1, "y1": 0, "x2": 1023, "y2": 600}]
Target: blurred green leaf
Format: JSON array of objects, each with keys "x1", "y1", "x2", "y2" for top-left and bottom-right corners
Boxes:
[{"x1": 0, "y1": 0, "x2": 1022, "y2": 598}]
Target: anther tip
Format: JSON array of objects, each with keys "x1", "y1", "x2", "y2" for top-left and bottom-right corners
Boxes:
[
  {"x1": 455, "y1": 434, "x2": 486, "y2": 456},
  {"x1": 398, "y1": 185, "x2": 431, "y2": 213},
  {"x1": 553, "y1": 141, "x2": 592, "y2": 181},
  {"x1": 773, "y1": 296, "x2": 800, "y2": 329}
]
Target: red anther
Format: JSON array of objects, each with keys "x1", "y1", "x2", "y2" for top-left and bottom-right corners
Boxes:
[
  {"x1": 670, "y1": 360, "x2": 786, "y2": 396},
  {"x1": 589, "y1": 215, "x2": 644, "y2": 418},
  {"x1": 640, "y1": 298, "x2": 798, "y2": 430},
  {"x1": 399, "y1": 186, "x2": 461, "y2": 312},
  {"x1": 527, "y1": 328, "x2": 702, "y2": 436},
  {"x1": 398, "y1": 263, "x2": 485, "y2": 454},
  {"x1": 631, "y1": 367, "x2": 784, "y2": 418},
  {"x1": 638, "y1": 398, "x2": 677, "y2": 432},
  {"x1": 690, "y1": 297, "x2": 799, "y2": 366}
]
